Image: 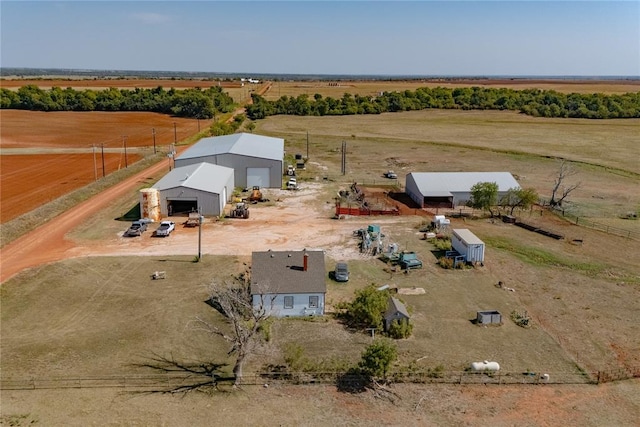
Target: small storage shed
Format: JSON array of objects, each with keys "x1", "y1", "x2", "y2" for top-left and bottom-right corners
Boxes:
[
  {"x1": 476, "y1": 310, "x2": 502, "y2": 325},
  {"x1": 384, "y1": 297, "x2": 410, "y2": 332},
  {"x1": 451, "y1": 228, "x2": 485, "y2": 264}
]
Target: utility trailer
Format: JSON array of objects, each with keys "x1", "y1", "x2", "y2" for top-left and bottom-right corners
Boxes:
[{"x1": 185, "y1": 211, "x2": 201, "y2": 227}]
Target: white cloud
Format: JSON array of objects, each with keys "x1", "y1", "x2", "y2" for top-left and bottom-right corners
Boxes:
[{"x1": 130, "y1": 13, "x2": 170, "y2": 25}]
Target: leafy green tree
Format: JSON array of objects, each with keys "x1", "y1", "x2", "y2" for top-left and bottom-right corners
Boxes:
[
  {"x1": 500, "y1": 187, "x2": 539, "y2": 215},
  {"x1": 339, "y1": 285, "x2": 389, "y2": 330},
  {"x1": 387, "y1": 318, "x2": 413, "y2": 339},
  {"x1": 469, "y1": 182, "x2": 499, "y2": 216},
  {"x1": 358, "y1": 340, "x2": 397, "y2": 379}
]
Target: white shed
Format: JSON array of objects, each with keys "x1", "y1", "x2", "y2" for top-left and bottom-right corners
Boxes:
[{"x1": 451, "y1": 228, "x2": 485, "y2": 264}]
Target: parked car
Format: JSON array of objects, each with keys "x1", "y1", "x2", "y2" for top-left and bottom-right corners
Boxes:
[
  {"x1": 384, "y1": 170, "x2": 398, "y2": 179},
  {"x1": 125, "y1": 220, "x2": 148, "y2": 237},
  {"x1": 334, "y1": 262, "x2": 349, "y2": 282},
  {"x1": 154, "y1": 221, "x2": 175, "y2": 237}
]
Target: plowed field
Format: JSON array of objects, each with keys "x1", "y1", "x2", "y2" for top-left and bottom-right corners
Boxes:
[
  {"x1": 0, "y1": 111, "x2": 209, "y2": 222},
  {"x1": 0, "y1": 153, "x2": 141, "y2": 222}
]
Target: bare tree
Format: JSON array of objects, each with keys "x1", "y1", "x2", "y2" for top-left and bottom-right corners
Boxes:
[
  {"x1": 549, "y1": 160, "x2": 581, "y2": 208},
  {"x1": 191, "y1": 275, "x2": 275, "y2": 387}
]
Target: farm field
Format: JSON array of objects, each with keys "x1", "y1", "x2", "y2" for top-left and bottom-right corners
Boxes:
[
  {"x1": 262, "y1": 78, "x2": 640, "y2": 100},
  {"x1": 1, "y1": 78, "x2": 639, "y2": 425},
  {"x1": 0, "y1": 111, "x2": 209, "y2": 223},
  {"x1": 0, "y1": 78, "x2": 244, "y2": 90}
]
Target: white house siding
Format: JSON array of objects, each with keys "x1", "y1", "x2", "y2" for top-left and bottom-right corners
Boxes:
[{"x1": 255, "y1": 293, "x2": 325, "y2": 317}]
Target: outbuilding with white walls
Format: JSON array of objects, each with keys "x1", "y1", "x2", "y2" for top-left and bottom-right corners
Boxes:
[{"x1": 451, "y1": 228, "x2": 485, "y2": 264}]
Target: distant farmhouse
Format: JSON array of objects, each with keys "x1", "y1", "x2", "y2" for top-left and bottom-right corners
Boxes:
[
  {"x1": 405, "y1": 172, "x2": 520, "y2": 208},
  {"x1": 250, "y1": 250, "x2": 326, "y2": 317},
  {"x1": 151, "y1": 162, "x2": 234, "y2": 217},
  {"x1": 174, "y1": 133, "x2": 284, "y2": 189}
]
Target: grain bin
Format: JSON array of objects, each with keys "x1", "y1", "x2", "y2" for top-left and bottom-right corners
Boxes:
[{"x1": 139, "y1": 188, "x2": 161, "y2": 221}]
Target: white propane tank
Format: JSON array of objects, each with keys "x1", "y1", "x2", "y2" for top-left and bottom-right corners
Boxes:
[
  {"x1": 540, "y1": 373, "x2": 550, "y2": 382},
  {"x1": 470, "y1": 361, "x2": 500, "y2": 372}
]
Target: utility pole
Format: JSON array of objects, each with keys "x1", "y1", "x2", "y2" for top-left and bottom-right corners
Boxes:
[
  {"x1": 152, "y1": 128, "x2": 156, "y2": 154},
  {"x1": 173, "y1": 122, "x2": 177, "y2": 144},
  {"x1": 306, "y1": 131, "x2": 309, "y2": 159},
  {"x1": 101, "y1": 143, "x2": 106, "y2": 177},
  {"x1": 197, "y1": 207, "x2": 203, "y2": 262},
  {"x1": 122, "y1": 135, "x2": 128, "y2": 168},
  {"x1": 92, "y1": 145, "x2": 97, "y2": 181}
]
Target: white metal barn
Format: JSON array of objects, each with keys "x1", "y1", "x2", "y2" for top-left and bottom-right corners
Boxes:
[
  {"x1": 174, "y1": 133, "x2": 284, "y2": 188},
  {"x1": 451, "y1": 228, "x2": 485, "y2": 264},
  {"x1": 405, "y1": 172, "x2": 520, "y2": 208},
  {"x1": 152, "y1": 162, "x2": 234, "y2": 217}
]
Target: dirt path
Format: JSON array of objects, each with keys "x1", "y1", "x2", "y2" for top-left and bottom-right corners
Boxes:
[{"x1": 0, "y1": 158, "x2": 174, "y2": 283}]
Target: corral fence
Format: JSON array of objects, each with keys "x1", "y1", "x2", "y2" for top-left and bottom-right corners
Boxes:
[
  {"x1": 565, "y1": 215, "x2": 640, "y2": 240},
  {"x1": 5, "y1": 368, "x2": 637, "y2": 391}
]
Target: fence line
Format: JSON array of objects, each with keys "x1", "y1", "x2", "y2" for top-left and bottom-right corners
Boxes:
[
  {"x1": 567, "y1": 215, "x2": 640, "y2": 240},
  {"x1": 5, "y1": 367, "x2": 638, "y2": 391}
]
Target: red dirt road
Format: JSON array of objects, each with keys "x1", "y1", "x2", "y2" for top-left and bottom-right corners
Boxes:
[{"x1": 0, "y1": 157, "x2": 172, "y2": 283}]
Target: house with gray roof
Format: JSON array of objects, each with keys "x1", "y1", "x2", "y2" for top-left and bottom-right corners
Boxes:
[
  {"x1": 250, "y1": 250, "x2": 326, "y2": 317},
  {"x1": 174, "y1": 133, "x2": 284, "y2": 189},
  {"x1": 152, "y1": 162, "x2": 234, "y2": 217},
  {"x1": 405, "y1": 172, "x2": 520, "y2": 208},
  {"x1": 384, "y1": 297, "x2": 410, "y2": 332}
]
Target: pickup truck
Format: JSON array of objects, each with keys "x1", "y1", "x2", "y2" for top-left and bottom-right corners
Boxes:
[
  {"x1": 154, "y1": 221, "x2": 175, "y2": 237},
  {"x1": 125, "y1": 220, "x2": 148, "y2": 237}
]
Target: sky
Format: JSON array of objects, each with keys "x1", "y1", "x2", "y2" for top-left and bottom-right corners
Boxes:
[{"x1": 1, "y1": 1, "x2": 639, "y2": 77}]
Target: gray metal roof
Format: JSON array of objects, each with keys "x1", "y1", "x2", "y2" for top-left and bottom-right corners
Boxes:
[
  {"x1": 385, "y1": 297, "x2": 410, "y2": 320},
  {"x1": 251, "y1": 250, "x2": 326, "y2": 295},
  {"x1": 176, "y1": 133, "x2": 284, "y2": 162},
  {"x1": 408, "y1": 172, "x2": 520, "y2": 194},
  {"x1": 152, "y1": 162, "x2": 233, "y2": 194},
  {"x1": 452, "y1": 229, "x2": 485, "y2": 245}
]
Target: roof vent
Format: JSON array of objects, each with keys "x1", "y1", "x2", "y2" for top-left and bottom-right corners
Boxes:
[{"x1": 288, "y1": 254, "x2": 292, "y2": 257}]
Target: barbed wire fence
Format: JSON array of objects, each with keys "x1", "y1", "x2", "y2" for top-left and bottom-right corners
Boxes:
[{"x1": 3, "y1": 366, "x2": 638, "y2": 391}]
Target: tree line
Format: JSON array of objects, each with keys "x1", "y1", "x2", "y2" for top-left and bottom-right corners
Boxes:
[
  {"x1": 0, "y1": 85, "x2": 236, "y2": 119},
  {"x1": 246, "y1": 87, "x2": 640, "y2": 120}
]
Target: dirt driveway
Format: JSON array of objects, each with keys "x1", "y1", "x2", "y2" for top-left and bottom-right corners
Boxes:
[{"x1": 0, "y1": 180, "x2": 399, "y2": 283}]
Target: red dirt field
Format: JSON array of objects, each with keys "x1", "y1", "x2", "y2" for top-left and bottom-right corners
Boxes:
[
  {"x1": 0, "y1": 110, "x2": 211, "y2": 222},
  {"x1": 0, "y1": 110, "x2": 207, "y2": 149},
  {"x1": 0, "y1": 153, "x2": 141, "y2": 223},
  {"x1": 0, "y1": 78, "x2": 243, "y2": 90}
]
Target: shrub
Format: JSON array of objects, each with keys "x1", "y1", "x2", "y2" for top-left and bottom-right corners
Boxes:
[
  {"x1": 439, "y1": 257, "x2": 454, "y2": 269},
  {"x1": 387, "y1": 318, "x2": 413, "y2": 339}
]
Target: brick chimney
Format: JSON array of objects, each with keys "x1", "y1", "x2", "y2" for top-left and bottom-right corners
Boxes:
[{"x1": 303, "y1": 252, "x2": 308, "y2": 271}]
